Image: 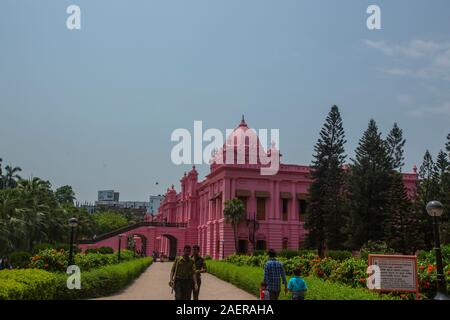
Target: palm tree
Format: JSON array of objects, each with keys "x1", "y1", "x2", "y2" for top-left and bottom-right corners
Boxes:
[
  {"x1": 0, "y1": 158, "x2": 3, "y2": 189},
  {"x1": 4, "y1": 165, "x2": 22, "y2": 189},
  {"x1": 0, "y1": 188, "x2": 22, "y2": 252},
  {"x1": 223, "y1": 198, "x2": 246, "y2": 254},
  {"x1": 17, "y1": 178, "x2": 55, "y2": 250}
]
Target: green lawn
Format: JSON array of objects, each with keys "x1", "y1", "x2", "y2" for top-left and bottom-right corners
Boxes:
[{"x1": 207, "y1": 260, "x2": 397, "y2": 300}]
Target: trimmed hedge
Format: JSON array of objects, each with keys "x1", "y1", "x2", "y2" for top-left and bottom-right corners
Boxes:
[
  {"x1": 84, "y1": 247, "x2": 114, "y2": 255},
  {"x1": 207, "y1": 260, "x2": 397, "y2": 300},
  {"x1": 0, "y1": 257, "x2": 152, "y2": 300},
  {"x1": 9, "y1": 251, "x2": 32, "y2": 269},
  {"x1": 54, "y1": 257, "x2": 152, "y2": 299},
  {"x1": 0, "y1": 269, "x2": 57, "y2": 300}
]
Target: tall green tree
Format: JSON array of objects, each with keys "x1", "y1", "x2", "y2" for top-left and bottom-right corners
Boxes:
[
  {"x1": 3, "y1": 165, "x2": 22, "y2": 189},
  {"x1": 446, "y1": 133, "x2": 450, "y2": 154},
  {"x1": 386, "y1": 173, "x2": 422, "y2": 253},
  {"x1": 436, "y1": 149, "x2": 450, "y2": 243},
  {"x1": 384, "y1": 123, "x2": 421, "y2": 253},
  {"x1": 0, "y1": 157, "x2": 3, "y2": 189},
  {"x1": 415, "y1": 150, "x2": 440, "y2": 249},
  {"x1": 0, "y1": 188, "x2": 22, "y2": 251},
  {"x1": 305, "y1": 105, "x2": 348, "y2": 256},
  {"x1": 92, "y1": 211, "x2": 128, "y2": 235},
  {"x1": 347, "y1": 119, "x2": 393, "y2": 249},
  {"x1": 223, "y1": 198, "x2": 246, "y2": 254},
  {"x1": 55, "y1": 185, "x2": 76, "y2": 205},
  {"x1": 63, "y1": 204, "x2": 95, "y2": 241},
  {"x1": 16, "y1": 178, "x2": 63, "y2": 251},
  {"x1": 386, "y1": 123, "x2": 406, "y2": 171}
]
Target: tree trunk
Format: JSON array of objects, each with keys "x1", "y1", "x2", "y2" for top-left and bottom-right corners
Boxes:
[{"x1": 233, "y1": 223, "x2": 239, "y2": 254}]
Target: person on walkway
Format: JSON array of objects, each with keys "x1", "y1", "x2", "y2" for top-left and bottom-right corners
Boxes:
[
  {"x1": 169, "y1": 245, "x2": 198, "y2": 300},
  {"x1": 263, "y1": 249, "x2": 287, "y2": 300},
  {"x1": 191, "y1": 245, "x2": 206, "y2": 300},
  {"x1": 152, "y1": 250, "x2": 158, "y2": 262},
  {"x1": 0, "y1": 256, "x2": 13, "y2": 270},
  {"x1": 259, "y1": 282, "x2": 270, "y2": 300},
  {"x1": 288, "y1": 268, "x2": 308, "y2": 300}
]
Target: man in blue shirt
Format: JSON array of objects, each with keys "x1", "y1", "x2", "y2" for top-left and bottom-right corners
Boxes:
[
  {"x1": 288, "y1": 268, "x2": 308, "y2": 300},
  {"x1": 263, "y1": 249, "x2": 287, "y2": 300}
]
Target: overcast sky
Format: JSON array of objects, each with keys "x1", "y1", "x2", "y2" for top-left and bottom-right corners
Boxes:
[{"x1": 1, "y1": 0, "x2": 449, "y2": 202}]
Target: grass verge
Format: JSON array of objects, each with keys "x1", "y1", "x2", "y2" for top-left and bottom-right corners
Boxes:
[{"x1": 207, "y1": 260, "x2": 397, "y2": 300}]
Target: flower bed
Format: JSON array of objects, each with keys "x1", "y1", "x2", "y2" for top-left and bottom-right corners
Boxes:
[
  {"x1": 224, "y1": 245, "x2": 450, "y2": 300},
  {"x1": 29, "y1": 248, "x2": 134, "y2": 272},
  {"x1": 207, "y1": 260, "x2": 396, "y2": 300}
]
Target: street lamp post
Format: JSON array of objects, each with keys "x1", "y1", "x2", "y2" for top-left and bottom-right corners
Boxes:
[
  {"x1": 118, "y1": 234, "x2": 125, "y2": 262},
  {"x1": 222, "y1": 240, "x2": 225, "y2": 260},
  {"x1": 68, "y1": 218, "x2": 78, "y2": 266},
  {"x1": 133, "y1": 236, "x2": 140, "y2": 258},
  {"x1": 426, "y1": 201, "x2": 449, "y2": 300}
]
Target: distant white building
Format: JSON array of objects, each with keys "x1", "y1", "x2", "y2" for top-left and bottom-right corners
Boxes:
[
  {"x1": 148, "y1": 195, "x2": 164, "y2": 215},
  {"x1": 97, "y1": 190, "x2": 120, "y2": 203},
  {"x1": 96, "y1": 190, "x2": 150, "y2": 211}
]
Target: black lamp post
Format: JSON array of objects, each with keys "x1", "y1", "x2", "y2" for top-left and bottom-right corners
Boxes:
[
  {"x1": 426, "y1": 201, "x2": 449, "y2": 300},
  {"x1": 68, "y1": 218, "x2": 78, "y2": 266},
  {"x1": 118, "y1": 234, "x2": 125, "y2": 262},
  {"x1": 222, "y1": 240, "x2": 225, "y2": 260}
]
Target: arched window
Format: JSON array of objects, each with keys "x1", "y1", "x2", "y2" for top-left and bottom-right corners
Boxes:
[
  {"x1": 282, "y1": 237, "x2": 288, "y2": 250},
  {"x1": 256, "y1": 240, "x2": 267, "y2": 251}
]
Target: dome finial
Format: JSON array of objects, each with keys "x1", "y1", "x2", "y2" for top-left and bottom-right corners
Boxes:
[{"x1": 239, "y1": 114, "x2": 247, "y2": 127}]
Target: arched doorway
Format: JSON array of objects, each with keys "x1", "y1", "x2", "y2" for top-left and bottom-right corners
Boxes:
[
  {"x1": 127, "y1": 234, "x2": 147, "y2": 257},
  {"x1": 162, "y1": 234, "x2": 178, "y2": 261}
]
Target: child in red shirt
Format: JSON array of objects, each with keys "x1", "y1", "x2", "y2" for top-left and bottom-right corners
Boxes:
[{"x1": 260, "y1": 282, "x2": 270, "y2": 300}]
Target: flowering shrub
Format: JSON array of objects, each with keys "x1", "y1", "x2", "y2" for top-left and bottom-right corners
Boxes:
[
  {"x1": 329, "y1": 257, "x2": 367, "y2": 288},
  {"x1": 283, "y1": 256, "x2": 315, "y2": 276},
  {"x1": 326, "y1": 250, "x2": 353, "y2": 261},
  {"x1": 29, "y1": 249, "x2": 68, "y2": 272},
  {"x1": 224, "y1": 245, "x2": 449, "y2": 300},
  {"x1": 29, "y1": 249, "x2": 135, "y2": 272},
  {"x1": 311, "y1": 257, "x2": 339, "y2": 279}
]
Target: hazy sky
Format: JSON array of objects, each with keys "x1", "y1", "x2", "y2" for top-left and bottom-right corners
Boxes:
[{"x1": 1, "y1": 0, "x2": 449, "y2": 202}]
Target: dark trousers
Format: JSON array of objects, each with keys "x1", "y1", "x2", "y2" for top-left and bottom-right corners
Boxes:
[
  {"x1": 175, "y1": 278, "x2": 193, "y2": 300},
  {"x1": 269, "y1": 290, "x2": 280, "y2": 300},
  {"x1": 192, "y1": 278, "x2": 202, "y2": 300}
]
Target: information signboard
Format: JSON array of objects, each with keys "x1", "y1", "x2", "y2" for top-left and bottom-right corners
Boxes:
[{"x1": 368, "y1": 254, "x2": 419, "y2": 294}]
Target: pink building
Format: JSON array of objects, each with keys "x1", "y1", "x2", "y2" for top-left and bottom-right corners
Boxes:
[{"x1": 79, "y1": 117, "x2": 417, "y2": 260}]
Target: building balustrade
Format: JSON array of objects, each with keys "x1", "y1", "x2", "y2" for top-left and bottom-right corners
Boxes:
[{"x1": 78, "y1": 221, "x2": 188, "y2": 244}]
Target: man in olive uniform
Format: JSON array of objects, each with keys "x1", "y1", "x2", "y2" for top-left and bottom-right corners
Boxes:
[
  {"x1": 169, "y1": 245, "x2": 198, "y2": 300},
  {"x1": 192, "y1": 245, "x2": 206, "y2": 300}
]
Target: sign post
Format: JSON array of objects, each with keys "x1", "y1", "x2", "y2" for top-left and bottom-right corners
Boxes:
[{"x1": 368, "y1": 254, "x2": 419, "y2": 299}]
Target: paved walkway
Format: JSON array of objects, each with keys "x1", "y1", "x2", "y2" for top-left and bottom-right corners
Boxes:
[{"x1": 97, "y1": 261, "x2": 256, "y2": 300}]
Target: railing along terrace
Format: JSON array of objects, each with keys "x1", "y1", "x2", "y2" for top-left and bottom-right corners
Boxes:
[{"x1": 78, "y1": 221, "x2": 188, "y2": 244}]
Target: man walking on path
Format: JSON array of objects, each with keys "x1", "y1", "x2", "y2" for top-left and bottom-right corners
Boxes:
[
  {"x1": 192, "y1": 245, "x2": 206, "y2": 300},
  {"x1": 169, "y1": 245, "x2": 198, "y2": 300},
  {"x1": 263, "y1": 249, "x2": 287, "y2": 300}
]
